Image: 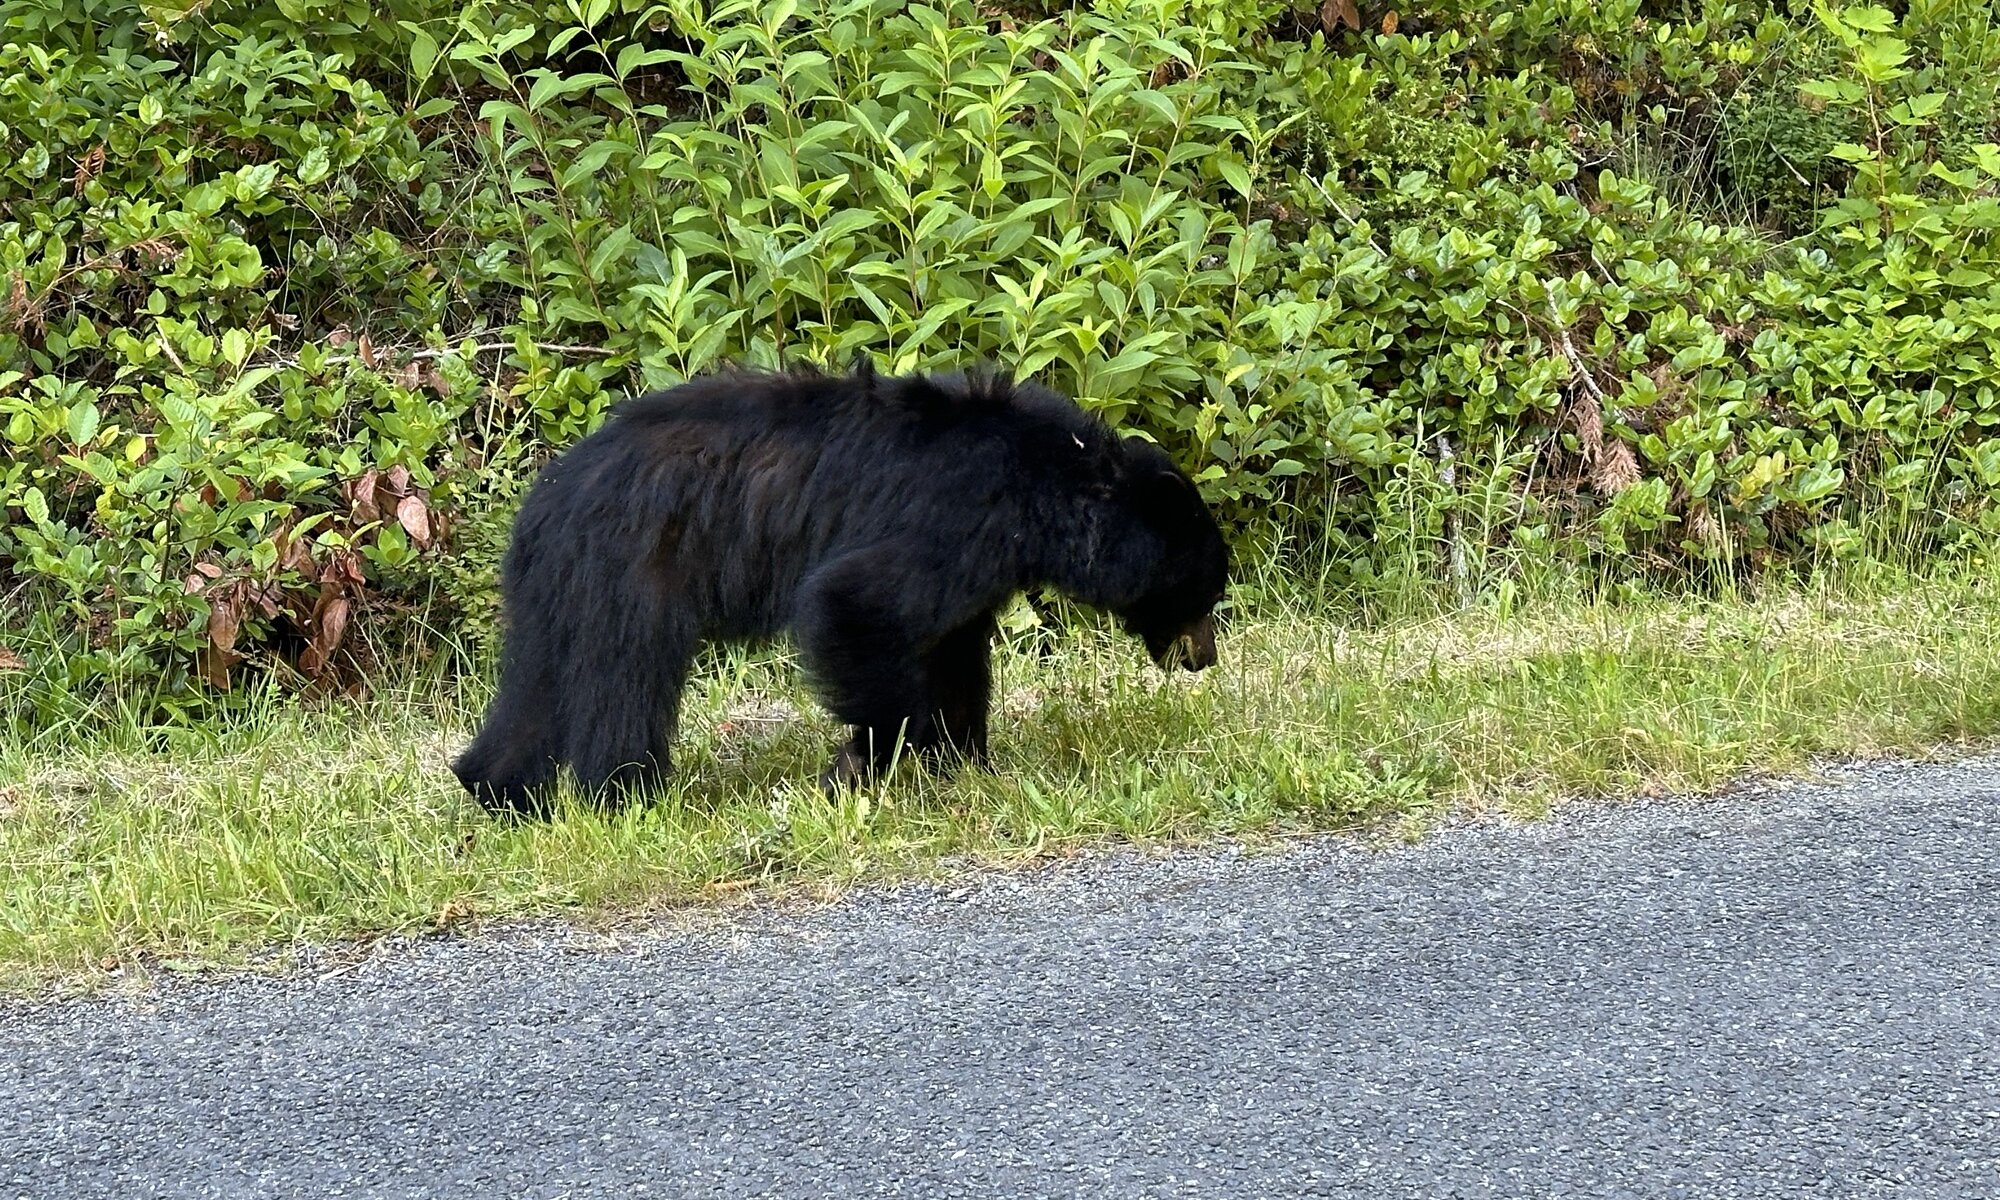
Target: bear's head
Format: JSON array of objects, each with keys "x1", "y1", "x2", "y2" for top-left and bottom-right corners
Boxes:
[{"x1": 1112, "y1": 438, "x2": 1230, "y2": 672}]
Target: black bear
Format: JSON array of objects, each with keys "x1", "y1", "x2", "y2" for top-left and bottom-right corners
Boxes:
[{"x1": 452, "y1": 362, "x2": 1229, "y2": 815}]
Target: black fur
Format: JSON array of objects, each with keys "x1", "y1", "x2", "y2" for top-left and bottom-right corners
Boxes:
[{"x1": 452, "y1": 363, "x2": 1230, "y2": 815}]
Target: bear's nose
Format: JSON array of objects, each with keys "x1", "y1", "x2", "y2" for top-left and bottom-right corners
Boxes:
[{"x1": 1179, "y1": 614, "x2": 1217, "y2": 671}]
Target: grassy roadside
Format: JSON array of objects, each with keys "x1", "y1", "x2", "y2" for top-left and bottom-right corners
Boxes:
[{"x1": 4, "y1": 568, "x2": 1999, "y2": 993}]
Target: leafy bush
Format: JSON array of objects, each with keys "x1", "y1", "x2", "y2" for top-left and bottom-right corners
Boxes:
[{"x1": 1, "y1": 0, "x2": 1997, "y2": 716}]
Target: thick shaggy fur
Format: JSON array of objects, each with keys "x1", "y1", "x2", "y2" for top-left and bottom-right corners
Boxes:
[{"x1": 453, "y1": 363, "x2": 1230, "y2": 815}]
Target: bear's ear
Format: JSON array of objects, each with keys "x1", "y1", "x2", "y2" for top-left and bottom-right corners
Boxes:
[
  {"x1": 1115, "y1": 432, "x2": 1191, "y2": 486},
  {"x1": 850, "y1": 352, "x2": 878, "y2": 385}
]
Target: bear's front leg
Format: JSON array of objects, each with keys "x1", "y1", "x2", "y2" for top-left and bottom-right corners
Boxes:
[
  {"x1": 919, "y1": 610, "x2": 996, "y2": 770},
  {"x1": 794, "y1": 546, "x2": 990, "y2": 792}
]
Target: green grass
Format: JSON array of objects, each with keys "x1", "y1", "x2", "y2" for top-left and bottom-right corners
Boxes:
[{"x1": 4, "y1": 566, "x2": 1999, "y2": 994}]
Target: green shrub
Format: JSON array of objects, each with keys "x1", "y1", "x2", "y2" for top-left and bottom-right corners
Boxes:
[{"x1": 1, "y1": 0, "x2": 1996, "y2": 717}]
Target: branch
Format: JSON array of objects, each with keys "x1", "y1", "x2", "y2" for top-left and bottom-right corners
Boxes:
[
  {"x1": 1545, "y1": 300, "x2": 1618, "y2": 418},
  {"x1": 1436, "y1": 432, "x2": 1470, "y2": 604},
  {"x1": 251, "y1": 339, "x2": 616, "y2": 373},
  {"x1": 1305, "y1": 175, "x2": 1390, "y2": 260},
  {"x1": 401, "y1": 341, "x2": 615, "y2": 363}
]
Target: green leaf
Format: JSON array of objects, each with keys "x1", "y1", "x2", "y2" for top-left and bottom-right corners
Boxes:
[
  {"x1": 526, "y1": 71, "x2": 615, "y2": 113},
  {"x1": 1097, "y1": 347, "x2": 1160, "y2": 379},
  {"x1": 588, "y1": 225, "x2": 638, "y2": 280},
  {"x1": 66, "y1": 401, "x2": 100, "y2": 447},
  {"x1": 819, "y1": 209, "x2": 879, "y2": 243},
  {"x1": 1843, "y1": 5, "x2": 1898, "y2": 33},
  {"x1": 296, "y1": 147, "x2": 331, "y2": 186},
  {"x1": 1799, "y1": 77, "x2": 1864, "y2": 106},
  {"x1": 1854, "y1": 36, "x2": 1910, "y2": 83},
  {"x1": 561, "y1": 138, "x2": 634, "y2": 188},
  {"x1": 22, "y1": 486, "x2": 48, "y2": 524},
  {"x1": 1215, "y1": 156, "x2": 1253, "y2": 200},
  {"x1": 233, "y1": 162, "x2": 281, "y2": 203},
  {"x1": 1791, "y1": 461, "x2": 1845, "y2": 503},
  {"x1": 1127, "y1": 89, "x2": 1181, "y2": 127},
  {"x1": 615, "y1": 44, "x2": 677, "y2": 80},
  {"x1": 1928, "y1": 161, "x2": 1979, "y2": 188},
  {"x1": 1888, "y1": 93, "x2": 1944, "y2": 125},
  {"x1": 407, "y1": 25, "x2": 440, "y2": 82}
]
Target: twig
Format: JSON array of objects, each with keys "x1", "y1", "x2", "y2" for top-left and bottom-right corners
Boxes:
[
  {"x1": 406, "y1": 340, "x2": 614, "y2": 362},
  {"x1": 1437, "y1": 432, "x2": 1470, "y2": 605},
  {"x1": 253, "y1": 340, "x2": 616, "y2": 373},
  {"x1": 1306, "y1": 175, "x2": 1390, "y2": 259},
  {"x1": 156, "y1": 330, "x2": 187, "y2": 374},
  {"x1": 1546, "y1": 299, "x2": 1619, "y2": 419}
]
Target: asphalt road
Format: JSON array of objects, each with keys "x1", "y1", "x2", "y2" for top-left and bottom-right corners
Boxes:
[{"x1": 4, "y1": 757, "x2": 1998, "y2": 1199}]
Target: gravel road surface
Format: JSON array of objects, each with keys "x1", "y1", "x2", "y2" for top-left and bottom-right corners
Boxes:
[{"x1": 4, "y1": 757, "x2": 1998, "y2": 1199}]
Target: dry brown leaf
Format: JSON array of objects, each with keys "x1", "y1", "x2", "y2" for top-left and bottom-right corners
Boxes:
[
  {"x1": 385, "y1": 465, "x2": 411, "y2": 498},
  {"x1": 252, "y1": 582, "x2": 283, "y2": 619},
  {"x1": 435, "y1": 898, "x2": 476, "y2": 930},
  {"x1": 1596, "y1": 440, "x2": 1642, "y2": 494},
  {"x1": 396, "y1": 494, "x2": 432, "y2": 548},
  {"x1": 393, "y1": 360, "x2": 423, "y2": 392},
  {"x1": 0, "y1": 645, "x2": 25, "y2": 671},
  {"x1": 279, "y1": 532, "x2": 313, "y2": 575},
  {"x1": 301, "y1": 595, "x2": 351, "y2": 676},
  {"x1": 130, "y1": 238, "x2": 177, "y2": 269},
  {"x1": 327, "y1": 325, "x2": 352, "y2": 348},
  {"x1": 318, "y1": 593, "x2": 352, "y2": 653},
  {"x1": 1688, "y1": 504, "x2": 1723, "y2": 548},
  {"x1": 206, "y1": 593, "x2": 242, "y2": 653},
  {"x1": 72, "y1": 144, "x2": 105, "y2": 198},
  {"x1": 1572, "y1": 392, "x2": 1606, "y2": 462},
  {"x1": 357, "y1": 333, "x2": 377, "y2": 369},
  {"x1": 425, "y1": 366, "x2": 453, "y2": 397},
  {"x1": 198, "y1": 645, "x2": 240, "y2": 690},
  {"x1": 1321, "y1": 0, "x2": 1361, "y2": 32},
  {"x1": 349, "y1": 468, "x2": 383, "y2": 524},
  {"x1": 1381, "y1": 9, "x2": 1399, "y2": 34},
  {"x1": 1568, "y1": 389, "x2": 1643, "y2": 495},
  {"x1": 1, "y1": 273, "x2": 39, "y2": 338}
]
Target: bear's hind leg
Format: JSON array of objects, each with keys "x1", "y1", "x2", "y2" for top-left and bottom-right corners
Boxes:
[
  {"x1": 454, "y1": 631, "x2": 566, "y2": 816},
  {"x1": 559, "y1": 624, "x2": 695, "y2": 809}
]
